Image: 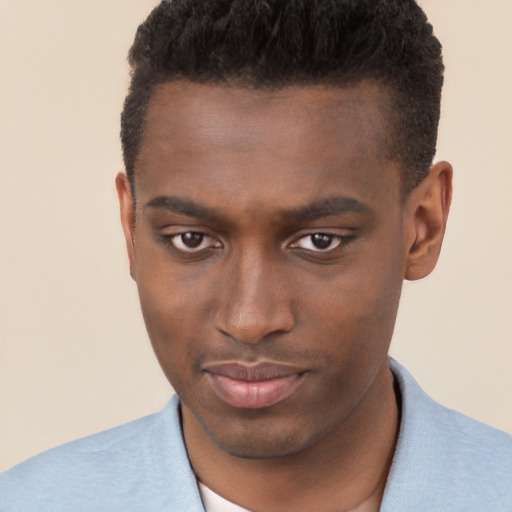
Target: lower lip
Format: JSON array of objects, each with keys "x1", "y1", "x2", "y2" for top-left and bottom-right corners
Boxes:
[{"x1": 207, "y1": 373, "x2": 304, "y2": 409}]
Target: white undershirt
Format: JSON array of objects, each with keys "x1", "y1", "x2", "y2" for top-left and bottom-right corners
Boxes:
[
  {"x1": 198, "y1": 482, "x2": 253, "y2": 512},
  {"x1": 198, "y1": 480, "x2": 381, "y2": 512}
]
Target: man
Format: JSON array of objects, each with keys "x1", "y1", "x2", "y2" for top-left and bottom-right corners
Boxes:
[{"x1": 1, "y1": 0, "x2": 511, "y2": 510}]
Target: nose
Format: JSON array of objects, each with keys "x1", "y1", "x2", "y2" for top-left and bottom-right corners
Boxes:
[{"x1": 213, "y1": 246, "x2": 294, "y2": 345}]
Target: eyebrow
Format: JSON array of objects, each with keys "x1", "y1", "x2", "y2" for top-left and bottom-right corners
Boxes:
[
  {"x1": 143, "y1": 194, "x2": 373, "y2": 223},
  {"x1": 282, "y1": 196, "x2": 374, "y2": 221},
  {"x1": 144, "y1": 196, "x2": 223, "y2": 223}
]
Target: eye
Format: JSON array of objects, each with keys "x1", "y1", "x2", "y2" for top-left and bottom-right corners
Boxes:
[
  {"x1": 168, "y1": 231, "x2": 221, "y2": 252},
  {"x1": 291, "y1": 233, "x2": 343, "y2": 252}
]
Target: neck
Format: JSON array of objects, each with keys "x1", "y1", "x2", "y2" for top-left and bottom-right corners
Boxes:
[{"x1": 183, "y1": 363, "x2": 399, "y2": 512}]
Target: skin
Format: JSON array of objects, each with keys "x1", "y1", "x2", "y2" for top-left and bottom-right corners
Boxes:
[{"x1": 116, "y1": 81, "x2": 452, "y2": 511}]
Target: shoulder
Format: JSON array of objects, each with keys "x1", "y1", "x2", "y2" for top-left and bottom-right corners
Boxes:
[
  {"x1": 0, "y1": 396, "x2": 203, "y2": 512},
  {"x1": 383, "y1": 359, "x2": 512, "y2": 511}
]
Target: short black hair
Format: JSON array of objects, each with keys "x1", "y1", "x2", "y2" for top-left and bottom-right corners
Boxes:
[{"x1": 121, "y1": 0, "x2": 444, "y2": 196}]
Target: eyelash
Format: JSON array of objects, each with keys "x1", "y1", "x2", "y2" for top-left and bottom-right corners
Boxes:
[
  {"x1": 289, "y1": 233, "x2": 347, "y2": 252},
  {"x1": 161, "y1": 231, "x2": 354, "y2": 256},
  {"x1": 161, "y1": 232, "x2": 221, "y2": 253}
]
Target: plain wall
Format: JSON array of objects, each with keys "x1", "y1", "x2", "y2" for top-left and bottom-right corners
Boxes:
[{"x1": 1, "y1": 0, "x2": 511, "y2": 471}]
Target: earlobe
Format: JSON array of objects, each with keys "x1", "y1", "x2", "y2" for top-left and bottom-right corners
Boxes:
[
  {"x1": 404, "y1": 161, "x2": 453, "y2": 281},
  {"x1": 115, "y1": 172, "x2": 137, "y2": 280}
]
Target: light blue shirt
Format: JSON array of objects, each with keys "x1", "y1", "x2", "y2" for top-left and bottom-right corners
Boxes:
[{"x1": 1, "y1": 359, "x2": 511, "y2": 511}]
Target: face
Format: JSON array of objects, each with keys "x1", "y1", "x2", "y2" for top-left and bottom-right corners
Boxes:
[{"x1": 117, "y1": 81, "x2": 443, "y2": 459}]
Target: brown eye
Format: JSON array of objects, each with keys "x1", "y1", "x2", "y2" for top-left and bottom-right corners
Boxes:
[
  {"x1": 180, "y1": 232, "x2": 204, "y2": 248},
  {"x1": 168, "y1": 231, "x2": 221, "y2": 253},
  {"x1": 311, "y1": 234, "x2": 334, "y2": 250},
  {"x1": 292, "y1": 233, "x2": 342, "y2": 252}
]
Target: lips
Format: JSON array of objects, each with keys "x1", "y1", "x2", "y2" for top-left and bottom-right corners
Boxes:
[{"x1": 203, "y1": 362, "x2": 306, "y2": 409}]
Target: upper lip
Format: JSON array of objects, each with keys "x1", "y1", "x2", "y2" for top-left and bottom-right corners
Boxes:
[{"x1": 203, "y1": 362, "x2": 306, "y2": 381}]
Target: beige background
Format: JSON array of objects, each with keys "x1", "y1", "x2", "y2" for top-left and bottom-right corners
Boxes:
[{"x1": 0, "y1": 0, "x2": 511, "y2": 471}]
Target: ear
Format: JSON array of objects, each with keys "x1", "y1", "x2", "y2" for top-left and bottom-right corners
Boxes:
[
  {"x1": 404, "y1": 161, "x2": 453, "y2": 281},
  {"x1": 115, "y1": 172, "x2": 137, "y2": 281}
]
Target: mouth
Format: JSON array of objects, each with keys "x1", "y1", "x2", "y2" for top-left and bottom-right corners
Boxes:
[{"x1": 203, "y1": 362, "x2": 307, "y2": 409}]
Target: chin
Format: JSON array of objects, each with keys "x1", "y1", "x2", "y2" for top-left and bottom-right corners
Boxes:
[
  {"x1": 213, "y1": 434, "x2": 308, "y2": 460},
  {"x1": 201, "y1": 413, "x2": 327, "y2": 460}
]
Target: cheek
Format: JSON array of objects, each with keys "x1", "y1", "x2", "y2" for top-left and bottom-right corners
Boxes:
[
  {"x1": 300, "y1": 271, "x2": 402, "y2": 412},
  {"x1": 137, "y1": 282, "x2": 208, "y2": 399},
  {"x1": 135, "y1": 241, "x2": 217, "y2": 323},
  {"x1": 301, "y1": 256, "x2": 403, "y2": 358},
  {"x1": 134, "y1": 257, "x2": 217, "y2": 375}
]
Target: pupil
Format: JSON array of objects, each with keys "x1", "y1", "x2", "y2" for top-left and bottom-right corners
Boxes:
[
  {"x1": 182, "y1": 232, "x2": 203, "y2": 248},
  {"x1": 312, "y1": 234, "x2": 332, "y2": 249}
]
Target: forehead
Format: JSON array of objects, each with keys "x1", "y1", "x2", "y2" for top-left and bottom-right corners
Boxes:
[
  {"x1": 135, "y1": 81, "x2": 399, "y2": 210},
  {"x1": 142, "y1": 81, "x2": 390, "y2": 149}
]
